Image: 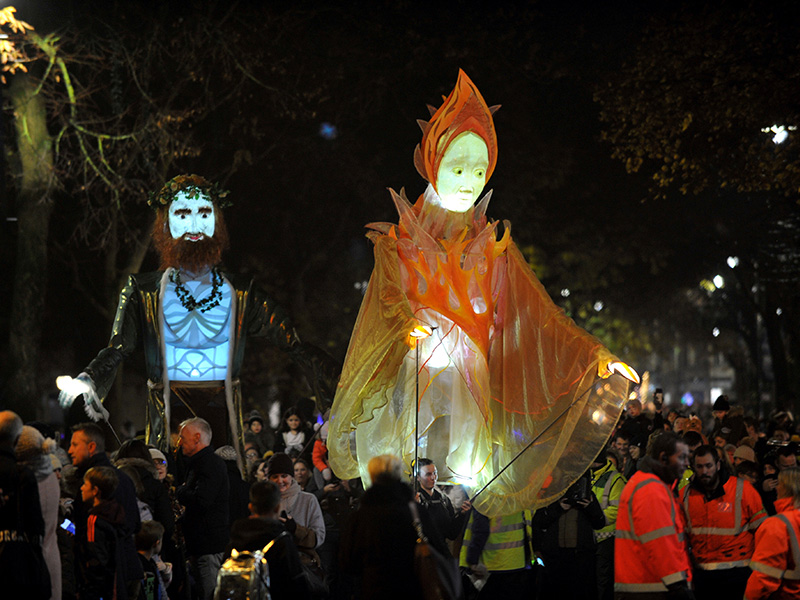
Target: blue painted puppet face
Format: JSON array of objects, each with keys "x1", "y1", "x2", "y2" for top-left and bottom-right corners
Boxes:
[{"x1": 168, "y1": 191, "x2": 215, "y2": 241}]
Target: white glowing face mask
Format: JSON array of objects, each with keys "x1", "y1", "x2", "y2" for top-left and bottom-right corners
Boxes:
[
  {"x1": 435, "y1": 132, "x2": 489, "y2": 212},
  {"x1": 168, "y1": 191, "x2": 215, "y2": 240}
]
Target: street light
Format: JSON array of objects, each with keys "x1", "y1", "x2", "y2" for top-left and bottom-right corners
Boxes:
[{"x1": 761, "y1": 124, "x2": 796, "y2": 145}]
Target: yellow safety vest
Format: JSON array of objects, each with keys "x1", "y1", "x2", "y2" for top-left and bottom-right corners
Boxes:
[
  {"x1": 592, "y1": 460, "x2": 626, "y2": 541},
  {"x1": 459, "y1": 510, "x2": 532, "y2": 572}
]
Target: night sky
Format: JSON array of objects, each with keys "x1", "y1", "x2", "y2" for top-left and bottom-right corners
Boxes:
[{"x1": 3, "y1": 0, "x2": 798, "y2": 421}]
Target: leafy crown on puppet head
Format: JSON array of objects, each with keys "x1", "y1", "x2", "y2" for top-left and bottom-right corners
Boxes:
[
  {"x1": 413, "y1": 69, "x2": 500, "y2": 194},
  {"x1": 148, "y1": 174, "x2": 232, "y2": 210}
]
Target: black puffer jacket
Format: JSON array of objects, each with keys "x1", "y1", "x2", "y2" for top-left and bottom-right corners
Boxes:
[{"x1": 175, "y1": 446, "x2": 230, "y2": 555}]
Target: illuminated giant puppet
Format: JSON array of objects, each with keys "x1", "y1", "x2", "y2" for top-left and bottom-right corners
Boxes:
[
  {"x1": 328, "y1": 71, "x2": 639, "y2": 517},
  {"x1": 59, "y1": 175, "x2": 332, "y2": 467}
]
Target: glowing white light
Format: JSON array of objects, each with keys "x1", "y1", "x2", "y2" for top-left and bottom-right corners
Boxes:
[
  {"x1": 409, "y1": 325, "x2": 434, "y2": 339},
  {"x1": 447, "y1": 460, "x2": 479, "y2": 486},
  {"x1": 56, "y1": 376, "x2": 90, "y2": 396},
  {"x1": 560, "y1": 288, "x2": 570, "y2": 297},
  {"x1": 761, "y1": 124, "x2": 796, "y2": 145},
  {"x1": 713, "y1": 275, "x2": 724, "y2": 289},
  {"x1": 591, "y1": 409, "x2": 607, "y2": 425},
  {"x1": 712, "y1": 327, "x2": 720, "y2": 337},
  {"x1": 593, "y1": 301, "x2": 604, "y2": 312},
  {"x1": 423, "y1": 343, "x2": 452, "y2": 369},
  {"x1": 776, "y1": 308, "x2": 783, "y2": 316},
  {"x1": 727, "y1": 256, "x2": 739, "y2": 268},
  {"x1": 608, "y1": 362, "x2": 641, "y2": 384},
  {"x1": 190, "y1": 368, "x2": 200, "y2": 377}
]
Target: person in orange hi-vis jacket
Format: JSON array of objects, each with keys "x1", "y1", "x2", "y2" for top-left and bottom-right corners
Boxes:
[
  {"x1": 615, "y1": 431, "x2": 694, "y2": 600},
  {"x1": 681, "y1": 444, "x2": 766, "y2": 599},
  {"x1": 745, "y1": 466, "x2": 800, "y2": 600}
]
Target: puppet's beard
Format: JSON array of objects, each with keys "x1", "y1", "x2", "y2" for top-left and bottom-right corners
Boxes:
[{"x1": 155, "y1": 234, "x2": 225, "y2": 273}]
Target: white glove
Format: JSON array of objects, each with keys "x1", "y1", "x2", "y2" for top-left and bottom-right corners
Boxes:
[{"x1": 57, "y1": 373, "x2": 109, "y2": 422}]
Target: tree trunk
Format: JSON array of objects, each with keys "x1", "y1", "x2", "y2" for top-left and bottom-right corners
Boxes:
[{"x1": 4, "y1": 73, "x2": 55, "y2": 420}]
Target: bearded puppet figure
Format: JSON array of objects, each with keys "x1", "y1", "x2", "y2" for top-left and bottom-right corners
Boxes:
[
  {"x1": 328, "y1": 71, "x2": 639, "y2": 517},
  {"x1": 60, "y1": 175, "x2": 332, "y2": 468}
]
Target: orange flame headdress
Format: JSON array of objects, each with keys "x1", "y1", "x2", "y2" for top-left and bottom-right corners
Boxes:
[{"x1": 413, "y1": 70, "x2": 499, "y2": 193}]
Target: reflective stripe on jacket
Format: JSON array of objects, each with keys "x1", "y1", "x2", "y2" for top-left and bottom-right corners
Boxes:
[
  {"x1": 681, "y1": 474, "x2": 766, "y2": 570},
  {"x1": 614, "y1": 467, "x2": 691, "y2": 593},
  {"x1": 745, "y1": 497, "x2": 800, "y2": 600},
  {"x1": 459, "y1": 510, "x2": 532, "y2": 572},
  {"x1": 592, "y1": 460, "x2": 626, "y2": 541}
]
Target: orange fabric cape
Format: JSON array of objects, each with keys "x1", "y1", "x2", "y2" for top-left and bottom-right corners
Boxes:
[{"x1": 329, "y1": 186, "x2": 631, "y2": 517}]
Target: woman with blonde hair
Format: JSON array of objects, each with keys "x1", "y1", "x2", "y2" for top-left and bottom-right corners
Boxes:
[{"x1": 341, "y1": 454, "x2": 420, "y2": 598}]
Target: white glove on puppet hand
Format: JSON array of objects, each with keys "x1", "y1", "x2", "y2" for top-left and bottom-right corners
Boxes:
[
  {"x1": 57, "y1": 373, "x2": 109, "y2": 422},
  {"x1": 600, "y1": 361, "x2": 640, "y2": 384}
]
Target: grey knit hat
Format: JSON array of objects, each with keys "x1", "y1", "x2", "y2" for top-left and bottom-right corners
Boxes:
[
  {"x1": 215, "y1": 445, "x2": 239, "y2": 462},
  {"x1": 14, "y1": 425, "x2": 52, "y2": 461}
]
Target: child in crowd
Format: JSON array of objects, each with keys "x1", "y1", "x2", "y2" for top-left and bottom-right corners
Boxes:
[
  {"x1": 312, "y1": 417, "x2": 333, "y2": 484},
  {"x1": 244, "y1": 410, "x2": 275, "y2": 457},
  {"x1": 136, "y1": 520, "x2": 171, "y2": 600},
  {"x1": 275, "y1": 406, "x2": 313, "y2": 458},
  {"x1": 76, "y1": 466, "x2": 124, "y2": 600}
]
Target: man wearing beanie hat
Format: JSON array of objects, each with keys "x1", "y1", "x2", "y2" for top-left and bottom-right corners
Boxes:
[
  {"x1": 14, "y1": 424, "x2": 61, "y2": 600},
  {"x1": 711, "y1": 395, "x2": 747, "y2": 446},
  {"x1": 267, "y1": 452, "x2": 326, "y2": 585}
]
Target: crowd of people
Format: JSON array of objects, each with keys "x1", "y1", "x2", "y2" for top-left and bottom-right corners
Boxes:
[{"x1": 1, "y1": 393, "x2": 799, "y2": 600}]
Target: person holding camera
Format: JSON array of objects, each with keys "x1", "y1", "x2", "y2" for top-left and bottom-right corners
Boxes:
[{"x1": 532, "y1": 471, "x2": 605, "y2": 599}]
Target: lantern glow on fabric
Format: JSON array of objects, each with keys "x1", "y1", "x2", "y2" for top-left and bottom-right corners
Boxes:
[{"x1": 328, "y1": 70, "x2": 636, "y2": 517}]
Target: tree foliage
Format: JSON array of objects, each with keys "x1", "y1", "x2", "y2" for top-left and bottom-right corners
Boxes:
[
  {"x1": 0, "y1": 6, "x2": 33, "y2": 82},
  {"x1": 594, "y1": 1, "x2": 800, "y2": 411},
  {"x1": 595, "y1": 2, "x2": 800, "y2": 199}
]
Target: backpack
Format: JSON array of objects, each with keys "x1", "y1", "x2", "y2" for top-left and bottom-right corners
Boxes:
[{"x1": 213, "y1": 531, "x2": 289, "y2": 600}]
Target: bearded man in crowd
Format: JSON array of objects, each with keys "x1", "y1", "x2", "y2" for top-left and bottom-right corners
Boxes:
[{"x1": 60, "y1": 175, "x2": 333, "y2": 467}]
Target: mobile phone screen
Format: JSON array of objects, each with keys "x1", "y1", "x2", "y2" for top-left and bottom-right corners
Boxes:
[{"x1": 60, "y1": 519, "x2": 75, "y2": 535}]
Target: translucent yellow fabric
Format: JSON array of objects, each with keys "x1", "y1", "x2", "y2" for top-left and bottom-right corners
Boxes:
[{"x1": 328, "y1": 186, "x2": 632, "y2": 517}]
